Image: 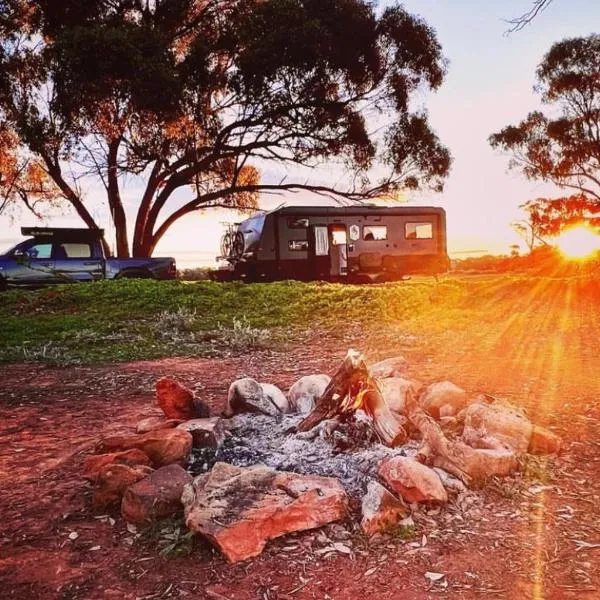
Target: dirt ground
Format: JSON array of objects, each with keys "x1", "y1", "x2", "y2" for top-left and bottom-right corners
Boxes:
[{"x1": 2, "y1": 280, "x2": 600, "y2": 599}]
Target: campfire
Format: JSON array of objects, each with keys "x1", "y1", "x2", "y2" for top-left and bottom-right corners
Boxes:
[{"x1": 83, "y1": 350, "x2": 562, "y2": 563}]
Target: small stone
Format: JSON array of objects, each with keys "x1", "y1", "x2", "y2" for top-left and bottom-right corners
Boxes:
[
  {"x1": 83, "y1": 449, "x2": 152, "y2": 482},
  {"x1": 379, "y1": 456, "x2": 447, "y2": 504},
  {"x1": 224, "y1": 378, "x2": 280, "y2": 417},
  {"x1": 287, "y1": 375, "x2": 331, "y2": 414},
  {"x1": 121, "y1": 464, "x2": 193, "y2": 524},
  {"x1": 419, "y1": 381, "x2": 468, "y2": 419},
  {"x1": 260, "y1": 383, "x2": 290, "y2": 414},
  {"x1": 96, "y1": 429, "x2": 193, "y2": 467},
  {"x1": 377, "y1": 377, "x2": 417, "y2": 418},
  {"x1": 369, "y1": 356, "x2": 409, "y2": 379},
  {"x1": 156, "y1": 377, "x2": 200, "y2": 420},
  {"x1": 92, "y1": 463, "x2": 154, "y2": 508},
  {"x1": 176, "y1": 418, "x2": 226, "y2": 448},
  {"x1": 135, "y1": 416, "x2": 183, "y2": 434},
  {"x1": 361, "y1": 480, "x2": 409, "y2": 535}
]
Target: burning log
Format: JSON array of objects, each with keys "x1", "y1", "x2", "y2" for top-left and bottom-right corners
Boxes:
[{"x1": 298, "y1": 350, "x2": 407, "y2": 447}]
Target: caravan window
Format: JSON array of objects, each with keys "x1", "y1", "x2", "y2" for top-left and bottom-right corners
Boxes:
[
  {"x1": 288, "y1": 218, "x2": 310, "y2": 229},
  {"x1": 405, "y1": 222, "x2": 433, "y2": 240},
  {"x1": 363, "y1": 225, "x2": 387, "y2": 241}
]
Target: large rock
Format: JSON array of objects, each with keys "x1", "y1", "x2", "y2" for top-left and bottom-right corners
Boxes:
[
  {"x1": 260, "y1": 383, "x2": 290, "y2": 414},
  {"x1": 378, "y1": 377, "x2": 417, "y2": 419},
  {"x1": 96, "y1": 429, "x2": 193, "y2": 467},
  {"x1": 287, "y1": 374, "x2": 331, "y2": 414},
  {"x1": 183, "y1": 462, "x2": 348, "y2": 562},
  {"x1": 121, "y1": 464, "x2": 192, "y2": 524},
  {"x1": 156, "y1": 377, "x2": 210, "y2": 420},
  {"x1": 419, "y1": 381, "x2": 468, "y2": 418},
  {"x1": 379, "y1": 456, "x2": 448, "y2": 504},
  {"x1": 224, "y1": 378, "x2": 280, "y2": 417},
  {"x1": 407, "y1": 393, "x2": 519, "y2": 486},
  {"x1": 361, "y1": 480, "x2": 409, "y2": 535},
  {"x1": 136, "y1": 416, "x2": 183, "y2": 434},
  {"x1": 92, "y1": 463, "x2": 153, "y2": 508},
  {"x1": 83, "y1": 449, "x2": 152, "y2": 483},
  {"x1": 177, "y1": 418, "x2": 226, "y2": 448},
  {"x1": 369, "y1": 356, "x2": 409, "y2": 379},
  {"x1": 462, "y1": 402, "x2": 533, "y2": 454},
  {"x1": 528, "y1": 425, "x2": 562, "y2": 455}
]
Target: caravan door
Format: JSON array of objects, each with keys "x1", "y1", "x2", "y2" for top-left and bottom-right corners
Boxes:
[
  {"x1": 329, "y1": 225, "x2": 348, "y2": 278},
  {"x1": 308, "y1": 225, "x2": 330, "y2": 279}
]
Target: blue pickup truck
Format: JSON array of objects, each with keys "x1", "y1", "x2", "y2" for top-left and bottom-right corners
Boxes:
[{"x1": 0, "y1": 227, "x2": 176, "y2": 290}]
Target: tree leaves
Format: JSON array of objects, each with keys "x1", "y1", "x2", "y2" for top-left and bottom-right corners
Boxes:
[
  {"x1": 0, "y1": 0, "x2": 451, "y2": 256},
  {"x1": 490, "y1": 35, "x2": 600, "y2": 206}
]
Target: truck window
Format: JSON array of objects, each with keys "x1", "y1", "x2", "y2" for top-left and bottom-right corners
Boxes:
[
  {"x1": 405, "y1": 222, "x2": 433, "y2": 240},
  {"x1": 26, "y1": 243, "x2": 53, "y2": 259},
  {"x1": 57, "y1": 243, "x2": 93, "y2": 258},
  {"x1": 363, "y1": 225, "x2": 387, "y2": 241}
]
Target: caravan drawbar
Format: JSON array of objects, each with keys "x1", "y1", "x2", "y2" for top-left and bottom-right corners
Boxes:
[{"x1": 218, "y1": 205, "x2": 449, "y2": 282}]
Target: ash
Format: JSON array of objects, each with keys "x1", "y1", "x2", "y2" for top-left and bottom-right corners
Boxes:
[{"x1": 189, "y1": 412, "x2": 418, "y2": 499}]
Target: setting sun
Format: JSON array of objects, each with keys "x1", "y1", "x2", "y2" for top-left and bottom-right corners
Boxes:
[{"x1": 556, "y1": 225, "x2": 600, "y2": 259}]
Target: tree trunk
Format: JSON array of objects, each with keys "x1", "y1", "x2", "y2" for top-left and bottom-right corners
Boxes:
[
  {"x1": 107, "y1": 140, "x2": 130, "y2": 258},
  {"x1": 111, "y1": 205, "x2": 130, "y2": 258}
]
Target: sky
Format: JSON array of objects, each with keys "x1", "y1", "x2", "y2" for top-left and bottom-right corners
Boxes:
[{"x1": 1, "y1": 0, "x2": 599, "y2": 265}]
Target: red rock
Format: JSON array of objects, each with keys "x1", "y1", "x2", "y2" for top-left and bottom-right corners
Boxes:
[
  {"x1": 183, "y1": 463, "x2": 348, "y2": 562},
  {"x1": 419, "y1": 381, "x2": 467, "y2": 418},
  {"x1": 96, "y1": 429, "x2": 193, "y2": 467},
  {"x1": 361, "y1": 480, "x2": 409, "y2": 535},
  {"x1": 462, "y1": 402, "x2": 532, "y2": 453},
  {"x1": 92, "y1": 463, "x2": 153, "y2": 508},
  {"x1": 83, "y1": 449, "x2": 152, "y2": 482},
  {"x1": 136, "y1": 416, "x2": 183, "y2": 434},
  {"x1": 379, "y1": 456, "x2": 447, "y2": 504},
  {"x1": 121, "y1": 464, "x2": 193, "y2": 524},
  {"x1": 156, "y1": 377, "x2": 198, "y2": 420},
  {"x1": 369, "y1": 356, "x2": 409, "y2": 379},
  {"x1": 176, "y1": 418, "x2": 225, "y2": 448},
  {"x1": 528, "y1": 425, "x2": 562, "y2": 455}
]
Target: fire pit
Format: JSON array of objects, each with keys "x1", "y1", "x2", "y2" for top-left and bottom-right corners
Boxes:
[{"x1": 84, "y1": 350, "x2": 562, "y2": 562}]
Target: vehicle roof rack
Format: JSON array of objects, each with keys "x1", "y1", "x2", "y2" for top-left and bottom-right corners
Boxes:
[{"x1": 21, "y1": 227, "x2": 105, "y2": 238}]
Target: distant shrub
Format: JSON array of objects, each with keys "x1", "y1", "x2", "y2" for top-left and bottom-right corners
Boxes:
[
  {"x1": 0, "y1": 341, "x2": 75, "y2": 365},
  {"x1": 155, "y1": 307, "x2": 197, "y2": 336},
  {"x1": 177, "y1": 268, "x2": 213, "y2": 281},
  {"x1": 453, "y1": 247, "x2": 600, "y2": 276},
  {"x1": 216, "y1": 316, "x2": 271, "y2": 352}
]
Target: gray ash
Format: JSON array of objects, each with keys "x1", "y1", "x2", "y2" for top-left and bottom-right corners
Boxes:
[{"x1": 188, "y1": 412, "x2": 418, "y2": 499}]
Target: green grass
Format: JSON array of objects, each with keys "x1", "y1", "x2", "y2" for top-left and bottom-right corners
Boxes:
[{"x1": 1, "y1": 274, "x2": 584, "y2": 365}]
